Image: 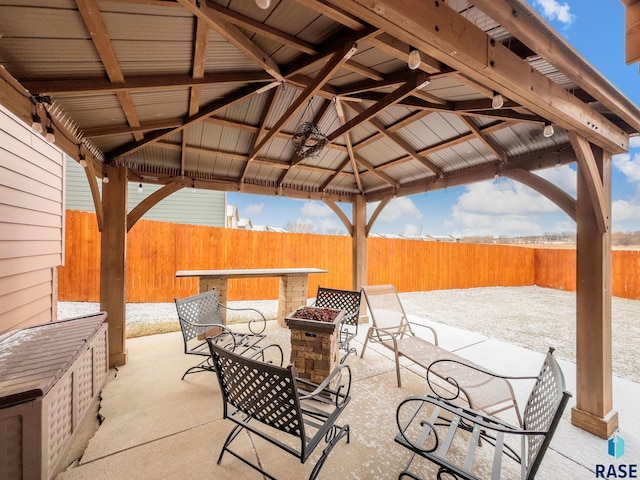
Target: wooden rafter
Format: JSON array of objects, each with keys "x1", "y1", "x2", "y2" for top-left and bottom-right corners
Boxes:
[
  {"x1": 75, "y1": 0, "x2": 143, "y2": 141},
  {"x1": 326, "y1": 98, "x2": 363, "y2": 193},
  {"x1": 249, "y1": 42, "x2": 358, "y2": 162},
  {"x1": 459, "y1": 116, "x2": 506, "y2": 162},
  {"x1": 347, "y1": 102, "x2": 442, "y2": 176},
  {"x1": 110, "y1": 84, "x2": 262, "y2": 161},
  {"x1": 329, "y1": 0, "x2": 629, "y2": 153},
  {"x1": 176, "y1": 0, "x2": 284, "y2": 82}
]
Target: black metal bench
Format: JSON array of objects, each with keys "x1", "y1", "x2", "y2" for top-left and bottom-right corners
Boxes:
[
  {"x1": 208, "y1": 340, "x2": 352, "y2": 480},
  {"x1": 394, "y1": 347, "x2": 571, "y2": 480},
  {"x1": 314, "y1": 285, "x2": 362, "y2": 361},
  {"x1": 174, "y1": 288, "x2": 267, "y2": 379}
]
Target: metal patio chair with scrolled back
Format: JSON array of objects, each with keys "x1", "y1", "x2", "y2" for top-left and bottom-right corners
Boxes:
[
  {"x1": 173, "y1": 288, "x2": 267, "y2": 379},
  {"x1": 208, "y1": 339, "x2": 352, "y2": 480},
  {"x1": 394, "y1": 347, "x2": 571, "y2": 480},
  {"x1": 313, "y1": 285, "x2": 362, "y2": 361}
]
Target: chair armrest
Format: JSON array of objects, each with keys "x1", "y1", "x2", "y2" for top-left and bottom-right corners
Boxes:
[
  {"x1": 407, "y1": 321, "x2": 438, "y2": 345},
  {"x1": 247, "y1": 343, "x2": 284, "y2": 367},
  {"x1": 297, "y1": 364, "x2": 352, "y2": 408},
  {"x1": 425, "y1": 358, "x2": 538, "y2": 402},
  {"x1": 218, "y1": 303, "x2": 267, "y2": 335},
  {"x1": 395, "y1": 395, "x2": 544, "y2": 457}
]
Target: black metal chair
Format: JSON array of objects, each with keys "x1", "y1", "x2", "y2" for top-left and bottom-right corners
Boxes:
[
  {"x1": 394, "y1": 347, "x2": 571, "y2": 480},
  {"x1": 208, "y1": 340, "x2": 352, "y2": 480},
  {"x1": 314, "y1": 285, "x2": 362, "y2": 361},
  {"x1": 174, "y1": 288, "x2": 267, "y2": 379}
]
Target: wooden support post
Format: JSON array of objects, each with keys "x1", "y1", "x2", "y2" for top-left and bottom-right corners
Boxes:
[
  {"x1": 570, "y1": 140, "x2": 618, "y2": 438},
  {"x1": 352, "y1": 196, "x2": 368, "y2": 322},
  {"x1": 100, "y1": 164, "x2": 128, "y2": 367}
]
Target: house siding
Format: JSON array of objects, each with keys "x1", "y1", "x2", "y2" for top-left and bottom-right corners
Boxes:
[
  {"x1": 0, "y1": 105, "x2": 64, "y2": 333},
  {"x1": 66, "y1": 158, "x2": 226, "y2": 226}
]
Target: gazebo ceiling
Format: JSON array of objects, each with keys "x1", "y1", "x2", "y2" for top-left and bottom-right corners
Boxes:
[{"x1": 1, "y1": 0, "x2": 639, "y2": 204}]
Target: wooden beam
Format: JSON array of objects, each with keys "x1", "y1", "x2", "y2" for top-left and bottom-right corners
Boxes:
[
  {"x1": 328, "y1": 71, "x2": 430, "y2": 141},
  {"x1": 127, "y1": 182, "x2": 185, "y2": 232},
  {"x1": 504, "y1": 168, "x2": 576, "y2": 221},
  {"x1": 331, "y1": 98, "x2": 363, "y2": 193},
  {"x1": 75, "y1": 0, "x2": 143, "y2": 141},
  {"x1": 328, "y1": 0, "x2": 629, "y2": 153},
  {"x1": 109, "y1": 84, "x2": 260, "y2": 160},
  {"x1": 23, "y1": 71, "x2": 274, "y2": 96},
  {"x1": 626, "y1": 1, "x2": 640, "y2": 64},
  {"x1": 571, "y1": 147, "x2": 617, "y2": 438},
  {"x1": 82, "y1": 153, "x2": 104, "y2": 231},
  {"x1": 568, "y1": 132, "x2": 609, "y2": 233},
  {"x1": 365, "y1": 196, "x2": 391, "y2": 237},
  {"x1": 324, "y1": 198, "x2": 354, "y2": 236},
  {"x1": 177, "y1": 0, "x2": 283, "y2": 82},
  {"x1": 472, "y1": 0, "x2": 640, "y2": 133},
  {"x1": 249, "y1": 42, "x2": 358, "y2": 161},
  {"x1": 100, "y1": 164, "x2": 128, "y2": 367}
]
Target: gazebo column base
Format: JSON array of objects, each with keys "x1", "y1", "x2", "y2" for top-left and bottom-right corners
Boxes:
[{"x1": 571, "y1": 407, "x2": 618, "y2": 439}]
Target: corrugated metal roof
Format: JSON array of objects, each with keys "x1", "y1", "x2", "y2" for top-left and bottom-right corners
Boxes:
[{"x1": 0, "y1": 0, "x2": 637, "y2": 206}]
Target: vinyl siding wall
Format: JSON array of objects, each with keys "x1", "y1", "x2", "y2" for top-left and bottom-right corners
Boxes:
[
  {"x1": 66, "y1": 157, "x2": 226, "y2": 226},
  {"x1": 0, "y1": 105, "x2": 64, "y2": 334}
]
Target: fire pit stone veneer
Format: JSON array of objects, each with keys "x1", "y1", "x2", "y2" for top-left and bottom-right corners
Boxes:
[{"x1": 285, "y1": 307, "x2": 344, "y2": 385}]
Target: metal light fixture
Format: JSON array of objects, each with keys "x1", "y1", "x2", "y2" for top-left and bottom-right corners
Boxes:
[
  {"x1": 543, "y1": 121, "x2": 555, "y2": 138},
  {"x1": 408, "y1": 47, "x2": 421, "y2": 70},
  {"x1": 31, "y1": 113, "x2": 43, "y2": 133},
  {"x1": 255, "y1": 0, "x2": 271, "y2": 9},
  {"x1": 491, "y1": 91, "x2": 504, "y2": 109},
  {"x1": 45, "y1": 125, "x2": 56, "y2": 143}
]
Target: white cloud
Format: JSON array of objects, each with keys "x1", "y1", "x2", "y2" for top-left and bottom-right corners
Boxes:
[
  {"x1": 244, "y1": 203, "x2": 264, "y2": 216},
  {"x1": 537, "y1": 164, "x2": 577, "y2": 197},
  {"x1": 613, "y1": 199, "x2": 640, "y2": 223},
  {"x1": 630, "y1": 136, "x2": 640, "y2": 149},
  {"x1": 613, "y1": 152, "x2": 640, "y2": 184},
  {"x1": 300, "y1": 201, "x2": 333, "y2": 218},
  {"x1": 534, "y1": 0, "x2": 574, "y2": 25},
  {"x1": 445, "y1": 178, "x2": 573, "y2": 237},
  {"x1": 402, "y1": 224, "x2": 422, "y2": 236},
  {"x1": 455, "y1": 179, "x2": 558, "y2": 215},
  {"x1": 374, "y1": 197, "x2": 423, "y2": 223}
]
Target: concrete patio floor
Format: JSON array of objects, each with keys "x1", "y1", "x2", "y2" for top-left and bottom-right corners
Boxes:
[{"x1": 54, "y1": 313, "x2": 639, "y2": 480}]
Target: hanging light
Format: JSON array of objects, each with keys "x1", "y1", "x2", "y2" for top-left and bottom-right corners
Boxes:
[
  {"x1": 543, "y1": 121, "x2": 555, "y2": 138},
  {"x1": 102, "y1": 174, "x2": 109, "y2": 184},
  {"x1": 137, "y1": 183, "x2": 143, "y2": 193},
  {"x1": 408, "y1": 47, "x2": 421, "y2": 70},
  {"x1": 491, "y1": 91, "x2": 504, "y2": 109},
  {"x1": 45, "y1": 125, "x2": 56, "y2": 143},
  {"x1": 31, "y1": 113, "x2": 43, "y2": 133},
  {"x1": 79, "y1": 154, "x2": 87, "y2": 168},
  {"x1": 255, "y1": 0, "x2": 271, "y2": 9}
]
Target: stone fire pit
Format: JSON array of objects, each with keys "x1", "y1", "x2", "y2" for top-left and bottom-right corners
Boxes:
[{"x1": 285, "y1": 306, "x2": 344, "y2": 385}]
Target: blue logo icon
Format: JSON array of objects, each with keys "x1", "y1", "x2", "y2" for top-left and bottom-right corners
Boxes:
[{"x1": 608, "y1": 434, "x2": 625, "y2": 459}]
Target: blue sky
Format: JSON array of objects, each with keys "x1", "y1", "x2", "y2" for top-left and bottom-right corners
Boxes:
[{"x1": 228, "y1": 0, "x2": 640, "y2": 237}]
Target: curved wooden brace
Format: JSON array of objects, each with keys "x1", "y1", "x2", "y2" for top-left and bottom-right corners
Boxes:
[
  {"x1": 567, "y1": 132, "x2": 610, "y2": 233},
  {"x1": 83, "y1": 156, "x2": 104, "y2": 232},
  {"x1": 323, "y1": 199, "x2": 354, "y2": 236},
  {"x1": 504, "y1": 168, "x2": 577, "y2": 222},
  {"x1": 365, "y1": 196, "x2": 392, "y2": 237},
  {"x1": 127, "y1": 182, "x2": 184, "y2": 232}
]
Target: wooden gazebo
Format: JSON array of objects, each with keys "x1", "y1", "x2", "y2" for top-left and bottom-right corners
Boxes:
[{"x1": 1, "y1": 0, "x2": 639, "y2": 439}]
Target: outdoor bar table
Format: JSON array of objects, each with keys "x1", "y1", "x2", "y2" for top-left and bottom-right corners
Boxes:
[{"x1": 175, "y1": 268, "x2": 328, "y2": 326}]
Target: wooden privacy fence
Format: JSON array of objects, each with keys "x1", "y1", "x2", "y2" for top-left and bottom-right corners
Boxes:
[{"x1": 58, "y1": 210, "x2": 640, "y2": 302}]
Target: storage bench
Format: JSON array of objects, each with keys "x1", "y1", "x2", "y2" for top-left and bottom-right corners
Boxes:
[{"x1": 0, "y1": 313, "x2": 109, "y2": 480}]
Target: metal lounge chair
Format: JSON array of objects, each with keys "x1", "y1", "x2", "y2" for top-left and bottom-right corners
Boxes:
[
  {"x1": 394, "y1": 347, "x2": 571, "y2": 480},
  {"x1": 314, "y1": 285, "x2": 362, "y2": 361},
  {"x1": 361, "y1": 284, "x2": 520, "y2": 422},
  {"x1": 208, "y1": 340, "x2": 352, "y2": 480},
  {"x1": 174, "y1": 288, "x2": 267, "y2": 379}
]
